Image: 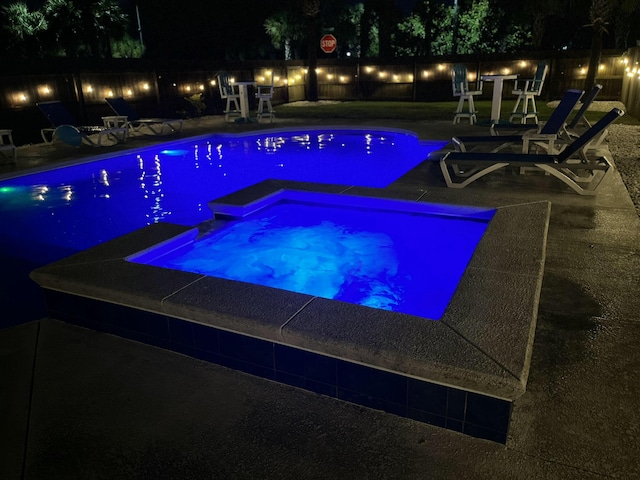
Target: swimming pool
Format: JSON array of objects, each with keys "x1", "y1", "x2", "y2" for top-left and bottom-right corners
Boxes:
[
  {"x1": 0, "y1": 128, "x2": 446, "y2": 325},
  {"x1": 129, "y1": 190, "x2": 495, "y2": 319}
]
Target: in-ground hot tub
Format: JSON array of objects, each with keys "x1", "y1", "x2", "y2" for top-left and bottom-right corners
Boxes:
[
  {"x1": 31, "y1": 181, "x2": 550, "y2": 444},
  {"x1": 128, "y1": 190, "x2": 496, "y2": 320}
]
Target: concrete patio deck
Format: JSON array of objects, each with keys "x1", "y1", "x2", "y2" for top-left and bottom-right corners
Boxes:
[{"x1": 1, "y1": 115, "x2": 639, "y2": 479}]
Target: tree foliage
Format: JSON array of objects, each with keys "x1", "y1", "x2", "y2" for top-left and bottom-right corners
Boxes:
[{"x1": 1, "y1": 0, "x2": 133, "y2": 59}]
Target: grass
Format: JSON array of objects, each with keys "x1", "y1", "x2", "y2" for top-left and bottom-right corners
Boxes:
[{"x1": 276, "y1": 100, "x2": 640, "y2": 125}]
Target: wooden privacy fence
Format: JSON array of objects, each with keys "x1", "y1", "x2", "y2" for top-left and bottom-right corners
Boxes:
[{"x1": 1, "y1": 49, "x2": 637, "y2": 145}]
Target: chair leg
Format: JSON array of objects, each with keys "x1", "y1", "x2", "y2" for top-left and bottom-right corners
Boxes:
[
  {"x1": 224, "y1": 98, "x2": 241, "y2": 122},
  {"x1": 468, "y1": 96, "x2": 477, "y2": 125},
  {"x1": 510, "y1": 94, "x2": 539, "y2": 124},
  {"x1": 453, "y1": 95, "x2": 476, "y2": 125},
  {"x1": 257, "y1": 97, "x2": 275, "y2": 122}
]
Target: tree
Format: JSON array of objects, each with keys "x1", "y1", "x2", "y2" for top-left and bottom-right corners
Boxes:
[
  {"x1": 264, "y1": 10, "x2": 305, "y2": 60},
  {"x1": 333, "y1": 2, "x2": 364, "y2": 57},
  {"x1": 0, "y1": 2, "x2": 47, "y2": 58},
  {"x1": 302, "y1": 0, "x2": 320, "y2": 101},
  {"x1": 1, "y1": 0, "x2": 130, "y2": 59},
  {"x1": 584, "y1": 0, "x2": 611, "y2": 92},
  {"x1": 611, "y1": 0, "x2": 640, "y2": 48},
  {"x1": 357, "y1": 0, "x2": 398, "y2": 58},
  {"x1": 394, "y1": 13, "x2": 427, "y2": 56}
]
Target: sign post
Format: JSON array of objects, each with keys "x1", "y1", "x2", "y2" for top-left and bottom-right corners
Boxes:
[{"x1": 320, "y1": 34, "x2": 337, "y2": 54}]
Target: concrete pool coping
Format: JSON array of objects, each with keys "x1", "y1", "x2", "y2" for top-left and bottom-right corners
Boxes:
[{"x1": 30, "y1": 180, "x2": 550, "y2": 402}]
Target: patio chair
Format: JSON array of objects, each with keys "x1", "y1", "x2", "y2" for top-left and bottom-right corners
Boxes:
[
  {"x1": 105, "y1": 97, "x2": 183, "y2": 136},
  {"x1": 0, "y1": 129, "x2": 17, "y2": 162},
  {"x1": 255, "y1": 72, "x2": 275, "y2": 122},
  {"x1": 452, "y1": 64, "x2": 483, "y2": 125},
  {"x1": 452, "y1": 89, "x2": 584, "y2": 154},
  {"x1": 36, "y1": 101, "x2": 128, "y2": 147},
  {"x1": 509, "y1": 61, "x2": 549, "y2": 124},
  {"x1": 217, "y1": 71, "x2": 241, "y2": 122},
  {"x1": 440, "y1": 107, "x2": 624, "y2": 196}
]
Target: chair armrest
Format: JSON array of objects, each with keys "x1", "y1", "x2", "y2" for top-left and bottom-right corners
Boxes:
[
  {"x1": 522, "y1": 132, "x2": 558, "y2": 153},
  {"x1": 513, "y1": 78, "x2": 533, "y2": 93}
]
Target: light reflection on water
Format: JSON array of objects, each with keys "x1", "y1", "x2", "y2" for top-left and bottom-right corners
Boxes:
[{"x1": 0, "y1": 129, "x2": 445, "y2": 265}]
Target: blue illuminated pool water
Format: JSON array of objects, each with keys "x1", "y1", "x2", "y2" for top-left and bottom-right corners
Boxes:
[
  {"x1": 130, "y1": 192, "x2": 494, "y2": 319},
  {"x1": 0, "y1": 128, "x2": 446, "y2": 325}
]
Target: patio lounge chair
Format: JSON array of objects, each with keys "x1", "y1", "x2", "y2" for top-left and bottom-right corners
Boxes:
[
  {"x1": 105, "y1": 97, "x2": 183, "y2": 136},
  {"x1": 451, "y1": 64, "x2": 483, "y2": 125},
  {"x1": 37, "y1": 101, "x2": 128, "y2": 147},
  {"x1": 509, "y1": 61, "x2": 549, "y2": 124},
  {"x1": 452, "y1": 89, "x2": 584, "y2": 154},
  {"x1": 563, "y1": 84, "x2": 603, "y2": 137},
  {"x1": 440, "y1": 107, "x2": 624, "y2": 196}
]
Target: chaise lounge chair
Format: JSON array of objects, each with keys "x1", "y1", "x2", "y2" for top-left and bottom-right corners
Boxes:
[
  {"x1": 0, "y1": 129, "x2": 17, "y2": 162},
  {"x1": 563, "y1": 84, "x2": 603, "y2": 137},
  {"x1": 440, "y1": 107, "x2": 624, "y2": 196},
  {"x1": 105, "y1": 97, "x2": 184, "y2": 136},
  {"x1": 37, "y1": 101, "x2": 128, "y2": 147},
  {"x1": 451, "y1": 89, "x2": 584, "y2": 154}
]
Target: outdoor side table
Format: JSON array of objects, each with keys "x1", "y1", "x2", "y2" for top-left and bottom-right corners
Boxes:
[
  {"x1": 102, "y1": 115, "x2": 129, "y2": 128},
  {"x1": 234, "y1": 81, "x2": 257, "y2": 122},
  {"x1": 480, "y1": 74, "x2": 518, "y2": 123}
]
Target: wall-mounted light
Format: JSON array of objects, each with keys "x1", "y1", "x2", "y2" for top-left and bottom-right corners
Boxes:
[
  {"x1": 37, "y1": 85, "x2": 52, "y2": 96},
  {"x1": 13, "y1": 92, "x2": 28, "y2": 103}
]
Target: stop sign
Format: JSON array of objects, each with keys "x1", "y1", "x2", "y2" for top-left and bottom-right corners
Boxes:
[{"x1": 320, "y1": 34, "x2": 337, "y2": 54}]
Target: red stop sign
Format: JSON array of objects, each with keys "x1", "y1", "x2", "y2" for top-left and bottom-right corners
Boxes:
[{"x1": 320, "y1": 34, "x2": 337, "y2": 54}]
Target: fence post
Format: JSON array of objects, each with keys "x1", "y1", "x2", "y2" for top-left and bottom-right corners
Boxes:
[{"x1": 72, "y1": 72, "x2": 87, "y2": 124}]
